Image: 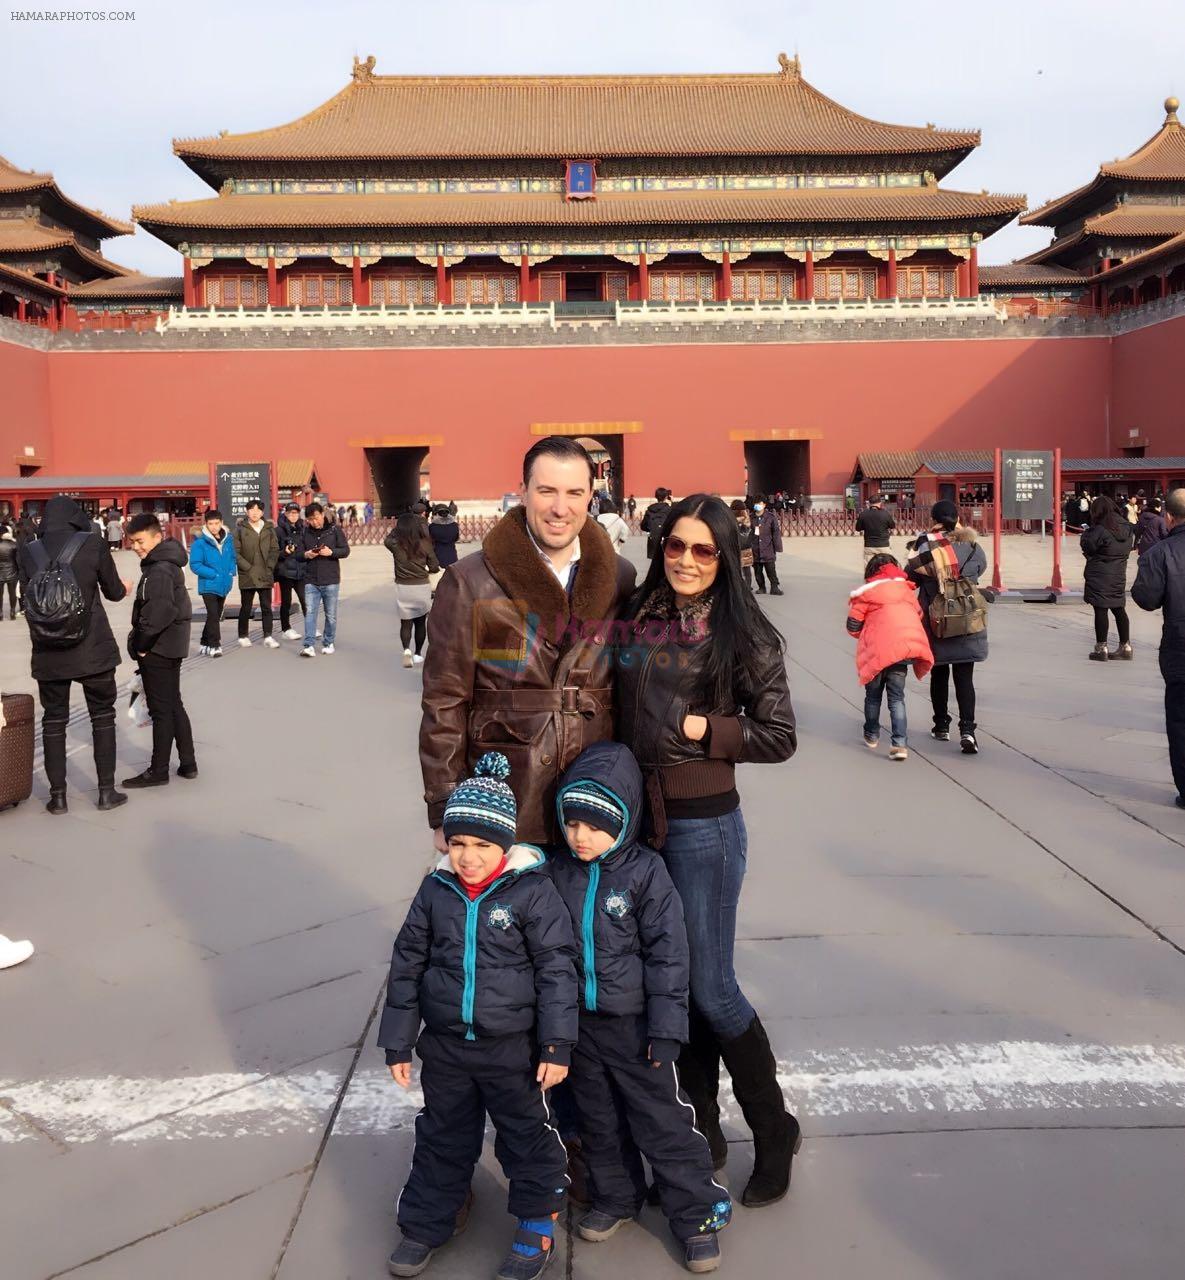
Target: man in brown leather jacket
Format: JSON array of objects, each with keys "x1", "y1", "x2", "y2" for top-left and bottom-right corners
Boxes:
[{"x1": 420, "y1": 438, "x2": 636, "y2": 851}]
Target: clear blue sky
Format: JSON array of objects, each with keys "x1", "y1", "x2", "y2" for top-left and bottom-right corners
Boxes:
[{"x1": 2, "y1": 0, "x2": 1180, "y2": 275}]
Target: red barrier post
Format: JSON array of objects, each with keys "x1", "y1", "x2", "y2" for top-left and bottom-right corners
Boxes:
[
  {"x1": 1048, "y1": 447, "x2": 1064, "y2": 594},
  {"x1": 991, "y1": 447, "x2": 1005, "y2": 592}
]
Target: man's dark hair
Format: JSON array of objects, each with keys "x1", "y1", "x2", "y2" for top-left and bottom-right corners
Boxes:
[
  {"x1": 204, "y1": 508, "x2": 223, "y2": 522},
  {"x1": 1166, "y1": 489, "x2": 1185, "y2": 520},
  {"x1": 864, "y1": 552, "x2": 899, "y2": 579},
  {"x1": 126, "y1": 512, "x2": 163, "y2": 537},
  {"x1": 654, "y1": 487, "x2": 671, "y2": 502},
  {"x1": 304, "y1": 502, "x2": 323, "y2": 517},
  {"x1": 245, "y1": 499, "x2": 264, "y2": 513},
  {"x1": 598, "y1": 494, "x2": 618, "y2": 514},
  {"x1": 522, "y1": 436, "x2": 595, "y2": 489}
]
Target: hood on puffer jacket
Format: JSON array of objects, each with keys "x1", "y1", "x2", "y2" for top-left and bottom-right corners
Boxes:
[
  {"x1": 141, "y1": 538, "x2": 189, "y2": 569},
  {"x1": 555, "y1": 741, "x2": 644, "y2": 865},
  {"x1": 432, "y1": 842, "x2": 545, "y2": 882},
  {"x1": 41, "y1": 495, "x2": 93, "y2": 535},
  {"x1": 199, "y1": 525, "x2": 228, "y2": 546}
]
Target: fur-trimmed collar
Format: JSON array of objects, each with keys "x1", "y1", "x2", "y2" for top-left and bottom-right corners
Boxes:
[
  {"x1": 482, "y1": 505, "x2": 620, "y2": 624},
  {"x1": 433, "y1": 843, "x2": 546, "y2": 878}
]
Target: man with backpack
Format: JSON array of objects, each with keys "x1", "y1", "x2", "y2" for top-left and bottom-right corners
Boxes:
[{"x1": 17, "y1": 496, "x2": 131, "y2": 814}]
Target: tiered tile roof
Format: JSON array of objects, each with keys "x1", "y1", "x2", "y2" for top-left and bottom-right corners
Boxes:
[
  {"x1": 0, "y1": 217, "x2": 132, "y2": 279},
  {"x1": 0, "y1": 154, "x2": 132, "y2": 237},
  {"x1": 977, "y1": 262, "x2": 1086, "y2": 288}
]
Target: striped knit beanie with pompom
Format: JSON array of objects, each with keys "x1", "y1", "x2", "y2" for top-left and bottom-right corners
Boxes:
[{"x1": 442, "y1": 752, "x2": 518, "y2": 851}]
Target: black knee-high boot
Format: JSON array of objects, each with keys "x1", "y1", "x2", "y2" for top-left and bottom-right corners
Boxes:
[
  {"x1": 92, "y1": 717, "x2": 127, "y2": 810},
  {"x1": 676, "y1": 1007, "x2": 728, "y2": 1170},
  {"x1": 43, "y1": 717, "x2": 68, "y2": 814},
  {"x1": 719, "y1": 1015, "x2": 801, "y2": 1208}
]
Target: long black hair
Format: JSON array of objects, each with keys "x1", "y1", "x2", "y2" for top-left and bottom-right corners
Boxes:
[
  {"x1": 392, "y1": 512, "x2": 430, "y2": 559},
  {"x1": 1089, "y1": 495, "x2": 1127, "y2": 538},
  {"x1": 629, "y1": 493, "x2": 785, "y2": 704}
]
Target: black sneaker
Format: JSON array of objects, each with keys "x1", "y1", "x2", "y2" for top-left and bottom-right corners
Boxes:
[
  {"x1": 121, "y1": 771, "x2": 169, "y2": 789},
  {"x1": 684, "y1": 1232, "x2": 722, "y2": 1274},
  {"x1": 960, "y1": 733, "x2": 979, "y2": 755},
  {"x1": 177, "y1": 763, "x2": 199, "y2": 780},
  {"x1": 387, "y1": 1236, "x2": 436, "y2": 1277},
  {"x1": 930, "y1": 727, "x2": 950, "y2": 742},
  {"x1": 577, "y1": 1209, "x2": 632, "y2": 1242}
]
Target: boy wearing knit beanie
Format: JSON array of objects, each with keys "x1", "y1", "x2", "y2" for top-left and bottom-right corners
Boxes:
[
  {"x1": 550, "y1": 741, "x2": 732, "y2": 1275},
  {"x1": 380, "y1": 752, "x2": 579, "y2": 1280}
]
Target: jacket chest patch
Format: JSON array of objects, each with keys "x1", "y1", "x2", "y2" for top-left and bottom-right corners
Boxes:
[
  {"x1": 486, "y1": 902, "x2": 516, "y2": 931},
  {"x1": 601, "y1": 888, "x2": 632, "y2": 919}
]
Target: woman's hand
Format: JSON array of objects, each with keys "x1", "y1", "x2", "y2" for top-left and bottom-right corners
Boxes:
[
  {"x1": 682, "y1": 714, "x2": 708, "y2": 742},
  {"x1": 389, "y1": 1062, "x2": 412, "y2": 1089}
]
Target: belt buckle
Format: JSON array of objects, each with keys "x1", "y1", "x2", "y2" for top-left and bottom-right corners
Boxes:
[{"x1": 561, "y1": 686, "x2": 580, "y2": 714}]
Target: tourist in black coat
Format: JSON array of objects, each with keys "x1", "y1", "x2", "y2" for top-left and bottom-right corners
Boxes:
[
  {"x1": 1081, "y1": 496, "x2": 1135, "y2": 660},
  {"x1": 0, "y1": 523, "x2": 18, "y2": 619},
  {"x1": 428, "y1": 505, "x2": 460, "y2": 569},
  {"x1": 16, "y1": 496, "x2": 128, "y2": 813}
]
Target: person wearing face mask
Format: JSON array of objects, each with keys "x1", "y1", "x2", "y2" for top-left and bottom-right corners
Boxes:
[
  {"x1": 614, "y1": 494, "x2": 800, "y2": 1212},
  {"x1": 750, "y1": 497, "x2": 784, "y2": 596}
]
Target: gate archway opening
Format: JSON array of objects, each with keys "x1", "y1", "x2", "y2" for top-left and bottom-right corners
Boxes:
[{"x1": 529, "y1": 421, "x2": 643, "y2": 511}]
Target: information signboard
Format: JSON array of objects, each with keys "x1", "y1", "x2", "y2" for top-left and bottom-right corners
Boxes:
[
  {"x1": 215, "y1": 463, "x2": 274, "y2": 524},
  {"x1": 1001, "y1": 451, "x2": 1053, "y2": 521}
]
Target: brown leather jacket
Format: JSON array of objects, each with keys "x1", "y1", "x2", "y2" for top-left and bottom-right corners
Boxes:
[{"x1": 420, "y1": 506, "x2": 636, "y2": 844}]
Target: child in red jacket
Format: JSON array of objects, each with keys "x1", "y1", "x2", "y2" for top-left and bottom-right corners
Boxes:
[{"x1": 846, "y1": 553, "x2": 934, "y2": 761}]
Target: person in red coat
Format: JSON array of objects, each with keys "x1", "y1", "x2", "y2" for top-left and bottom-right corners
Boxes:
[{"x1": 846, "y1": 553, "x2": 934, "y2": 760}]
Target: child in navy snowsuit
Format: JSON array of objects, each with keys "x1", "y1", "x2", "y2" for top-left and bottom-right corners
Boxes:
[
  {"x1": 550, "y1": 741, "x2": 732, "y2": 1274},
  {"x1": 379, "y1": 752, "x2": 578, "y2": 1280}
]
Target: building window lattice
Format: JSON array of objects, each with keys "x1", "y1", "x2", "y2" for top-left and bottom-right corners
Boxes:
[
  {"x1": 814, "y1": 267, "x2": 878, "y2": 300},
  {"x1": 452, "y1": 273, "x2": 519, "y2": 304},
  {"x1": 649, "y1": 270, "x2": 716, "y2": 302},
  {"x1": 203, "y1": 275, "x2": 268, "y2": 308},
  {"x1": 287, "y1": 274, "x2": 354, "y2": 307},
  {"x1": 369, "y1": 274, "x2": 438, "y2": 305},
  {"x1": 731, "y1": 269, "x2": 797, "y2": 301},
  {"x1": 898, "y1": 266, "x2": 958, "y2": 298}
]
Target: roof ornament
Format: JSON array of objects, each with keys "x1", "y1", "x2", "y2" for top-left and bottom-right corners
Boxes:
[
  {"x1": 777, "y1": 51, "x2": 800, "y2": 79},
  {"x1": 219, "y1": 179, "x2": 234, "y2": 197},
  {"x1": 1166, "y1": 96, "x2": 1180, "y2": 124},
  {"x1": 353, "y1": 54, "x2": 377, "y2": 84}
]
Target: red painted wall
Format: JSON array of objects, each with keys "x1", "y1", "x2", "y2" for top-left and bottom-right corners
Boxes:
[
  {"x1": 39, "y1": 336, "x2": 1112, "y2": 498},
  {"x1": 1111, "y1": 312, "x2": 1185, "y2": 453},
  {"x1": 0, "y1": 335, "x2": 53, "y2": 470}
]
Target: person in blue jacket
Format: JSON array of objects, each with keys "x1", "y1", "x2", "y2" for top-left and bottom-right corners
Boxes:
[
  {"x1": 188, "y1": 508, "x2": 237, "y2": 656},
  {"x1": 550, "y1": 741, "x2": 731, "y2": 1275},
  {"x1": 380, "y1": 752, "x2": 578, "y2": 1280}
]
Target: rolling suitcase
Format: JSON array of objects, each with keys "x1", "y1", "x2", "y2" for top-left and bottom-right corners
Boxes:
[{"x1": 0, "y1": 692, "x2": 35, "y2": 811}]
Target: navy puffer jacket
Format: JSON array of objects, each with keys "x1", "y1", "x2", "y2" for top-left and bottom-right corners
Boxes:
[
  {"x1": 550, "y1": 742, "x2": 690, "y2": 1059},
  {"x1": 378, "y1": 844, "x2": 578, "y2": 1065}
]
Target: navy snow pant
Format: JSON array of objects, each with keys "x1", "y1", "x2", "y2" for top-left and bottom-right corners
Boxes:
[
  {"x1": 397, "y1": 1030, "x2": 569, "y2": 1248},
  {"x1": 569, "y1": 1013, "x2": 731, "y2": 1241}
]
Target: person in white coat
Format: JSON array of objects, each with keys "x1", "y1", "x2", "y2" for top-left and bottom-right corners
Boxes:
[{"x1": 596, "y1": 495, "x2": 630, "y2": 551}]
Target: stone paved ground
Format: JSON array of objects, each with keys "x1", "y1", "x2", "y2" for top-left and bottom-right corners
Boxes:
[{"x1": 1, "y1": 535, "x2": 1182, "y2": 1280}]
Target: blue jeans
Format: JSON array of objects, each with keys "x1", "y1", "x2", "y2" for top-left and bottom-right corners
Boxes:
[
  {"x1": 303, "y1": 582, "x2": 339, "y2": 646},
  {"x1": 659, "y1": 811, "x2": 755, "y2": 1041},
  {"x1": 864, "y1": 661, "x2": 908, "y2": 747}
]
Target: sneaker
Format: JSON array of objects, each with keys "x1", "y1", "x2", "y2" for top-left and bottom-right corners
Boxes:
[
  {"x1": 300, "y1": 646, "x2": 315, "y2": 658},
  {"x1": 413, "y1": 654, "x2": 424, "y2": 665},
  {"x1": 387, "y1": 1236, "x2": 437, "y2": 1277},
  {"x1": 577, "y1": 1209, "x2": 632, "y2": 1242},
  {"x1": 177, "y1": 763, "x2": 199, "y2": 780},
  {"x1": 0, "y1": 935, "x2": 35, "y2": 970},
  {"x1": 960, "y1": 733, "x2": 979, "y2": 755},
  {"x1": 198, "y1": 645, "x2": 208, "y2": 656},
  {"x1": 263, "y1": 636, "x2": 280, "y2": 649},
  {"x1": 495, "y1": 1221, "x2": 557, "y2": 1280},
  {"x1": 889, "y1": 746, "x2": 908, "y2": 761},
  {"x1": 282, "y1": 628, "x2": 301, "y2": 640},
  {"x1": 209, "y1": 646, "x2": 223, "y2": 658},
  {"x1": 863, "y1": 733, "x2": 878, "y2": 750},
  {"x1": 237, "y1": 637, "x2": 252, "y2": 648},
  {"x1": 930, "y1": 727, "x2": 950, "y2": 742},
  {"x1": 683, "y1": 1232, "x2": 722, "y2": 1274},
  {"x1": 122, "y1": 770, "x2": 169, "y2": 789},
  {"x1": 321, "y1": 643, "x2": 335, "y2": 655},
  {"x1": 403, "y1": 649, "x2": 414, "y2": 669}
]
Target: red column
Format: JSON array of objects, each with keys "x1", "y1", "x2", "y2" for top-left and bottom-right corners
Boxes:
[
  {"x1": 183, "y1": 257, "x2": 194, "y2": 308},
  {"x1": 520, "y1": 253, "x2": 530, "y2": 302},
  {"x1": 267, "y1": 255, "x2": 278, "y2": 306},
  {"x1": 638, "y1": 251, "x2": 649, "y2": 301},
  {"x1": 46, "y1": 271, "x2": 57, "y2": 288},
  {"x1": 48, "y1": 298, "x2": 58, "y2": 332},
  {"x1": 436, "y1": 254, "x2": 450, "y2": 304},
  {"x1": 1161, "y1": 273, "x2": 1169, "y2": 299},
  {"x1": 957, "y1": 258, "x2": 970, "y2": 298},
  {"x1": 887, "y1": 247, "x2": 898, "y2": 298},
  {"x1": 968, "y1": 245, "x2": 979, "y2": 297},
  {"x1": 16, "y1": 299, "x2": 26, "y2": 323},
  {"x1": 803, "y1": 249, "x2": 815, "y2": 300},
  {"x1": 719, "y1": 249, "x2": 732, "y2": 302},
  {"x1": 352, "y1": 254, "x2": 364, "y2": 305}
]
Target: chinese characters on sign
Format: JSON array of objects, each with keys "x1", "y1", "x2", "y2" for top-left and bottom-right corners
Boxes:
[
  {"x1": 1000, "y1": 450, "x2": 1053, "y2": 521},
  {"x1": 565, "y1": 160, "x2": 596, "y2": 200},
  {"x1": 215, "y1": 463, "x2": 273, "y2": 524}
]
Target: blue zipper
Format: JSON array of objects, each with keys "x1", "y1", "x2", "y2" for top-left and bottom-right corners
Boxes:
[
  {"x1": 582, "y1": 861, "x2": 600, "y2": 1012},
  {"x1": 433, "y1": 871, "x2": 506, "y2": 1041}
]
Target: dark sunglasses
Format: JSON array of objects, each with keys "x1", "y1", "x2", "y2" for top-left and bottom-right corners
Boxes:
[{"x1": 663, "y1": 534, "x2": 720, "y2": 565}]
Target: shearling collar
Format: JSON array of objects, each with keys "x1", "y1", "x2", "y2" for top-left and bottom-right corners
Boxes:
[{"x1": 482, "y1": 505, "x2": 620, "y2": 625}]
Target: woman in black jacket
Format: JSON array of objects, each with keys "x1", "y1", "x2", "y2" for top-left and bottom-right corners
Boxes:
[
  {"x1": 1081, "y1": 496, "x2": 1135, "y2": 660},
  {"x1": 16, "y1": 496, "x2": 128, "y2": 813},
  {"x1": 614, "y1": 493, "x2": 799, "y2": 1210},
  {"x1": 0, "y1": 522, "x2": 18, "y2": 619},
  {"x1": 428, "y1": 504, "x2": 460, "y2": 569}
]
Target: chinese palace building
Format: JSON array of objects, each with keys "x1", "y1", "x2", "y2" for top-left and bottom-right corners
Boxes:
[{"x1": 1, "y1": 57, "x2": 1183, "y2": 513}]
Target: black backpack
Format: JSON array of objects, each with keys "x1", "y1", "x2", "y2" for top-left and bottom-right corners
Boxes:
[{"x1": 23, "y1": 533, "x2": 91, "y2": 649}]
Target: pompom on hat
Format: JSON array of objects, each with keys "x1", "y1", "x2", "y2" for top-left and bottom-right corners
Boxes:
[{"x1": 442, "y1": 751, "x2": 518, "y2": 851}]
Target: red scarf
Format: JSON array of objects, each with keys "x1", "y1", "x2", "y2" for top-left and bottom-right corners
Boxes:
[{"x1": 459, "y1": 855, "x2": 508, "y2": 900}]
